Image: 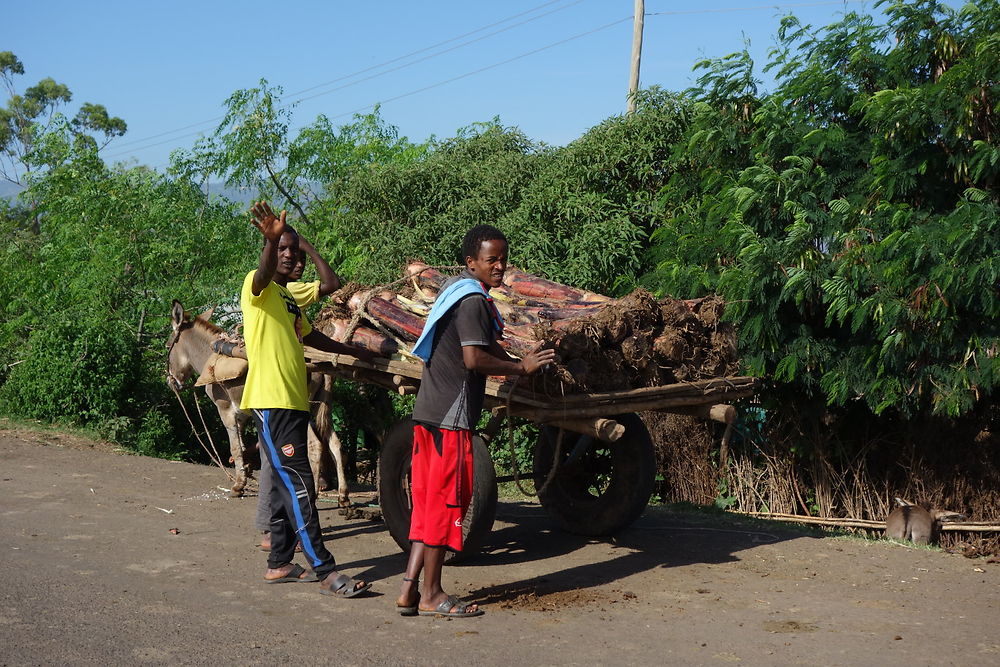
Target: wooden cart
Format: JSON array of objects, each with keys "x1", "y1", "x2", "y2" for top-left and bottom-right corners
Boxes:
[{"x1": 306, "y1": 348, "x2": 758, "y2": 557}]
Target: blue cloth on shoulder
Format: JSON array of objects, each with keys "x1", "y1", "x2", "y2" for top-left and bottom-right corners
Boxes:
[{"x1": 412, "y1": 278, "x2": 502, "y2": 362}]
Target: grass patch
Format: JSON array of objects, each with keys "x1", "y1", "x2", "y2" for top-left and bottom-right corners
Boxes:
[
  {"x1": 497, "y1": 480, "x2": 538, "y2": 501},
  {"x1": 1, "y1": 415, "x2": 108, "y2": 442},
  {"x1": 0, "y1": 415, "x2": 128, "y2": 455}
]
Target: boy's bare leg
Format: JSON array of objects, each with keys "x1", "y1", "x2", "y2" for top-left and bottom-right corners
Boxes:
[
  {"x1": 417, "y1": 545, "x2": 478, "y2": 614},
  {"x1": 397, "y1": 542, "x2": 424, "y2": 607}
]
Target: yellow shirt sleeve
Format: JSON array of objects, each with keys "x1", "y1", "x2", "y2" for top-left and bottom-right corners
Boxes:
[{"x1": 286, "y1": 280, "x2": 320, "y2": 307}]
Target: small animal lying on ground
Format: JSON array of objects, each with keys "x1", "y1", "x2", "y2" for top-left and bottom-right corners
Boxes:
[{"x1": 884, "y1": 499, "x2": 965, "y2": 545}]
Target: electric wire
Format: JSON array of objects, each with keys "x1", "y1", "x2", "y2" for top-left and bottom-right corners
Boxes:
[
  {"x1": 289, "y1": 0, "x2": 585, "y2": 106},
  {"x1": 284, "y1": 0, "x2": 577, "y2": 99},
  {"x1": 103, "y1": 0, "x2": 868, "y2": 168},
  {"x1": 300, "y1": 15, "x2": 633, "y2": 127},
  {"x1": 647, "y1": 0, "x2": 863, "y2": 16},
  {"x1": 106, "y1": 13, "x2": 630, "y2": 167},
  {"x1": 102, "y1": 0, "x2": 581, "y2": 158}
]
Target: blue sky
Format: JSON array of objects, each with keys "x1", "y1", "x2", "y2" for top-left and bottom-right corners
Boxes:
[{"x1": 8, "y1": 1, "x2": 891, "y2": 171}]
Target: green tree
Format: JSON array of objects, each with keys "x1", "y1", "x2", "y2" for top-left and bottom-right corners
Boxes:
[
  {"x1": 171, "y1": 79, "x2": 314, "y2": 224},
  {"x1": 0, "y1": 106, "x2": 251, "y2": 456},
  {"x1": 0, "y1": 51, "x2": 125, "y2": 187},
  {"x1": 323, "y1": 92, "x2": 694, "y2": 294},
  {"x1": 508, "y1": 87, "x2": 694, "y2": 294},
  {"x1": 322, "y1": 119, "x2": 542, "y2": 283},
  {"x1": 645, "y1": 0, "x2": 1000, "y2": 417}
]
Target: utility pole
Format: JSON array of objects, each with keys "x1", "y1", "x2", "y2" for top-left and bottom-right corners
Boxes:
[{"x1": 627, "y1": 0, "x2": 644, "y2": 114}]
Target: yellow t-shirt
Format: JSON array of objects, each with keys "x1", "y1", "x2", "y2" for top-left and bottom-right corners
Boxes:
[
  {"x1": 239, "y1": 270, "x2": 313, "y2": 411},
  {"x1": 286, "y1": 280, "x2": 320, "y2": 307}
]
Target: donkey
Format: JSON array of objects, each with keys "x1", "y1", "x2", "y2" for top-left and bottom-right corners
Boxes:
[
  {"x1": 885, "y1": 499, "x2": 965, "y2": 545},
  {"x1": 167, "y1": 300, "x2": 350, "y2": 504},
  {"x1": 167, "y1": 301, "x2": 252, "y2": 497}
]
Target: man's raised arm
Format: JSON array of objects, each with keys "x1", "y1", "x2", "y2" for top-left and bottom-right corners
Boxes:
[
  {"x1": 249, "y1": 201, "x2": 285, "y2": 295},
  {"x1": 298, "y1": 234, "x2": 342, "y2": 296}
]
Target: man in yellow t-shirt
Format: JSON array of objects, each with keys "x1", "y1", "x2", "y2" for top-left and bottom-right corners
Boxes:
[
  {"x1": 255, "y1": 231, "x2": 343, "y2": 551},
  {"x1": 242, "y1": 200, "x2": 374, "y2": 599}
]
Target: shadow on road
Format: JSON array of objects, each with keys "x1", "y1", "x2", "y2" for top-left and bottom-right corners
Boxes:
[
  {"x1": 329, "y1": 498, "x2": 821, "y2": 603},
  {"x1": 459, "y1": 501, "x2": 819, "y2": 604}
]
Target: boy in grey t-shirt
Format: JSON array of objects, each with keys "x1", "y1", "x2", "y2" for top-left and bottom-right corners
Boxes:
[{"x1": 395, "y1": 225, "x2": 555, "y2": 618}]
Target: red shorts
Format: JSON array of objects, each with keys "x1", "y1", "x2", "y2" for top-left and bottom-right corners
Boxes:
[{"x1": 409, "y1": 423, "x2": 474, "y2": 552}]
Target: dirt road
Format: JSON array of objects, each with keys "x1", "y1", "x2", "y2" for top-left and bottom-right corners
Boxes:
[{"x1": 1, "y1": 429, "x2": 997, "y2": 665}]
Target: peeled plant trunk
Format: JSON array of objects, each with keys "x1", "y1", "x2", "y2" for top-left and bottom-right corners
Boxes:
[
  {"x1": 502, "y1": 267, "x2": 588, "y2": 302},
  {"x1": 322, "y1": 319, "x2": 399, "y2": 357},
  {"x1": 364, "y1": 297, "x2": 425, "y2": 340}
]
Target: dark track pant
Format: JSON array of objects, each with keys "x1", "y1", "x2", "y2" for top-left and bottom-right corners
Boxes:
[{"x1": 251, "y1": 408, "x2": 336, "y2": 580}]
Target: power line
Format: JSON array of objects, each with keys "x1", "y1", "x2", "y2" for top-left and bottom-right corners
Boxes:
[
  {"x1": 301, "y1": 16, "x2": 633, "y2": 128},
  {"x1": 102, "y1": 0, "x2": 581, "y2": 158},
  {"x1": 283, "y1": 0, "x2": 578, "y2": 99},
  {"x1": 99, "y1": 114, "x2": 223, "y2": 155},
  {"x1": 646, "y1": 0, "x2": 863, "y2": 16},
  {"x1": 289, "y1": 0, "x2": 584, "y2": 106},
  {"x1": 109, "y1": 11, "x2": 631, "y2": 166},
  {"x1": 290, "y1": 0, "x2": 869, "y2": 118},
  {"x1": 129, "y1": 13, "x2": 631, "y2": 172},
  {"x1": 107, "y1": 0, "x2": 870, "y2": 168}
]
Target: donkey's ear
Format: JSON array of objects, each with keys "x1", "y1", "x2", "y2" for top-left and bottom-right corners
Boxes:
[
  {"x1": 171, "y1": 300, "x2": 186, "y2": 329},
  {"x1": 198, "y1": 305, "x2": 216, "y2": 322}
]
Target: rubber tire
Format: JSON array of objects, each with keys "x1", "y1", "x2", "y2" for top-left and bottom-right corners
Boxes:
[
  {"x1": 532, "y1": 413, "x2": 655, "y2": 536},
  {"x1": 378, "y1": 420, "x2": 498, "y2": 563}
]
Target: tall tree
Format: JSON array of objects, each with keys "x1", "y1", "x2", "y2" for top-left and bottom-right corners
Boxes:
[
  {"x1": 0, "y1": 51, "x2": 126, "y2": 187},
  {"x1": 644, "y1": 0, "x2": 1000, "y2": 417}
]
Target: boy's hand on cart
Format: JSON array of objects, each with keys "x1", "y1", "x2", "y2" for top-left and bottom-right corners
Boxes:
[
  {"x1": 348, "y1": 346, "x2": 379, "y2": 364},
  {"x1": 520, "y1": 341, "x2": 557, "y2": 375}
]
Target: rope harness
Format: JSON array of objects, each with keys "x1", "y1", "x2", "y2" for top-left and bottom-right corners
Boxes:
[
  {"x1": 500, "y1": 377, "x2": 564, "y2": 498},
  {"x1": 165, "y1": 324, "x2": 236, "y2": 483}
]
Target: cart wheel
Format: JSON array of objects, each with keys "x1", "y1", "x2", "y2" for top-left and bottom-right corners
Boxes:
[
  {"x1": 378, "y1": 419, "x2": 498, "y2": 563},
  {"x1": 532, "y1": 413, "x2": 655, "y2": 536}
]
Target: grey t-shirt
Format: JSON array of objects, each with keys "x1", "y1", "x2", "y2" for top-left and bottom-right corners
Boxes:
[{"x1": 412, "y1": 273, "x2": 495, "y2": 430}]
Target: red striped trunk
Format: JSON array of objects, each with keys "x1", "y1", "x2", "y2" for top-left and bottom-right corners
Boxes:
[
  {"x1": 407, "y1": 262, "x2": 449, "y2": 290},
  {"x1": 502, "y1": 267, "x2": 586, "y2": 302},
  {"x1": 366, "y1": 297, "x2": 426, "y2": 340},
  {"x1": 324, "y1": 319, "x2": 399, "y2": 357},
  {"x1": 497, "y1": 331, "x2": 536, "y2": 357},
  {"x1": 349, "y1": 326, "x2": 400, "y2": 357}
]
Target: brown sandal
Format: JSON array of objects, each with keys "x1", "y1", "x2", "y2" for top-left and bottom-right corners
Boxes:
[{"x1": 263, "y1": 563, "x2": 317, "y2": 584}]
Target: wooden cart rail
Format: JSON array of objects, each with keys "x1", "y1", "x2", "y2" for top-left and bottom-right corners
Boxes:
[{"x1": 305, "y1": 347, "x2": 759, "y2": 440}]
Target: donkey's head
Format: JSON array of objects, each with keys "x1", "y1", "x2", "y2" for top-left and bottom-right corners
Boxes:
[{"x1": 166, "y1": 300, "x2": 195, "y2": 390}]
